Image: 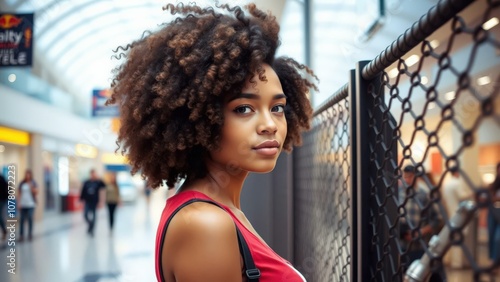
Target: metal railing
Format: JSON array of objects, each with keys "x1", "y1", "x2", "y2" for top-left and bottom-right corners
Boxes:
[{"x1": 293, "y1": 0, "x2": 500, "y2": 281}]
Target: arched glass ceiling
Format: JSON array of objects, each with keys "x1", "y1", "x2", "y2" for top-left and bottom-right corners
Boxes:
[{"x1": 0, "y1": 0, "x2": 284, "y2": 117}]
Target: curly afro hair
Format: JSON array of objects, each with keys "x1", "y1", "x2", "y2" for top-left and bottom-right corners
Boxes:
[{"x1": 107, "y1": 3, "x2": 318, "y2": 189}]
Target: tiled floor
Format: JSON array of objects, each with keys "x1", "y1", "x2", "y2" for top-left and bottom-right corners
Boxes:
[
  {"x1": 445, "y1": 246, "x2": 499, "y2": 282},
  {"x1": 0, "y1": 188, "x2": 168, "y2": 282},
  {"x1": 447, "y1": 267, "x2": 499, "y2": 282},
  {"x1": 444, "y1": 227, "x2": 499, "y2": 282},
  {"x1": 1, "y1": 188, "x2": 499, "y2": 282}
]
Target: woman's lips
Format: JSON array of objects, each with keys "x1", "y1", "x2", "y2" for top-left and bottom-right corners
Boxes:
[
  {"x1": 253, "y1": 147, "x2": 279, "y2": 156},
  {"x1": 252, "y1": 140, "x2": 280, "y2": 156}
]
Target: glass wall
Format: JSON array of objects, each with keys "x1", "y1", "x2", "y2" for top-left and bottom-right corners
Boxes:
[{"x1": 277, "y1": 0, "x2": 306, "y2": 64}]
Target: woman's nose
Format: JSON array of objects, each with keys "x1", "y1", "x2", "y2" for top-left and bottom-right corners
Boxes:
[{"x1": 257, "y1": 112, "x2": 278, "y2": 135}]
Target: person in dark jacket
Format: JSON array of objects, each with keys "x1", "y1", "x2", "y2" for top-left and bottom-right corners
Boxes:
[
  {"x1": 0, "y1": 174, "x2": 9, "y2": 240},
  {"x1": 80, "y1": 169, "x2": 106, "y2": 236}
]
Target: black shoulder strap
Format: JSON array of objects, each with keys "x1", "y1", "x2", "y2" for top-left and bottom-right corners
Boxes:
[
  {"x1": 235, "y1": 225, "x2": 261, "y2": 281},
  {"x1": 158, "y1": 198, "x2": 261, "y2": 282}
]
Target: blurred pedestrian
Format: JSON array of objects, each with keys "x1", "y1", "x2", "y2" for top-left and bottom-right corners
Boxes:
[
  {"x1": 18, "y1": 169, "x2": 38, "y2": 241},
  {"x1": 488, "y1": 163, "x2": 500, "y2": 263},
  {"x1": 144, "y1": 185, "x2": 152, "y2": 205},
  {"x1": 80, "y1": 169, "x2": 106, "y2": 236},
  {"x1": 442, "y1": 167, "x2": 473, "y2": 268},
  {"x1": 443, "y1": 168, "x2": 471, "y2": 217},
  {"x1": 399, "y1": 165, "x2": 445, "y2": 281},
  {"x1": 106, "y1": 172, "x2": 121, "y2": 234},
  {"x1": 0, "y1": 174, "x2": 8, "y2": 240}
]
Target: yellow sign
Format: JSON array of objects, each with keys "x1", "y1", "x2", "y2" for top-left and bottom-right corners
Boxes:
[
  {"x1": 111, "y1": 118, "x2": 121, "y2": 133},
  {"x1": 0, "y1": 126, "x2": 30, "y2": 146},
  {"x1": 101, "y1": 152, "x2": 128, "y2": 164}
]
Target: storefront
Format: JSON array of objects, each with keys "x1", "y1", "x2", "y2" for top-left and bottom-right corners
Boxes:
[
  {"x1": 42, "y1": 136, "x2": 104, "y2": 213},
  {"x1": 0, "y1": 126, "x2": 30, "y2": 179}
]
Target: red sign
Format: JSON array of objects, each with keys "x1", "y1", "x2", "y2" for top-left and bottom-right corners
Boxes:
[{"x1": 0, "y1": 13, "x2": 33, "y2": 67}]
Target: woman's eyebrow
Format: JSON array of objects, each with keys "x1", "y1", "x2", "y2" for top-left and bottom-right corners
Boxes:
[{"x1": 229, "y1": 93, "x2": 287, "y2": 101}]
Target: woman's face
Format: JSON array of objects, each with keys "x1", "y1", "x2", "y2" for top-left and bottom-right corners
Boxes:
[{"x1": 210, "y1": 64, "x2": 287, "y2": 173}]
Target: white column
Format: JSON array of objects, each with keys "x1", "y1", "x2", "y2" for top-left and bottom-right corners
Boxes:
[{"x1": 29, "y1": 133, "x2": 45, "y2": 221}]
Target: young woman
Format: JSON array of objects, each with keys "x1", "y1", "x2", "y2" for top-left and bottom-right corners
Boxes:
[
  {"x1": 18, "y1": 169, "x2": 38, "y2": 241},
  {"x1": 107, "y1": 3, "x2": 316, "y2": 281}
]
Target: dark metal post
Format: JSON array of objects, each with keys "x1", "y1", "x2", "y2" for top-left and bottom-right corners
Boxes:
[
  {"x1": 354, "y1": 60, "x2": 372, "y2": 282},
  {"x1": 355, "y1": 59, "x2": 398, "y2": 281},
  {"x1": 348, "y1": 69, "x2": 358, "y2": 282}
]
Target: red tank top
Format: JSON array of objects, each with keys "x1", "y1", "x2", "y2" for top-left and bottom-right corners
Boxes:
[{"x1": 155, "y1": 190, "x2": 307, "y2": 282}]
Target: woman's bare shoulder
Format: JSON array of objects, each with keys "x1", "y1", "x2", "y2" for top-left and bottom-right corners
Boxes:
[
  {"x1": 162, "y1": 201, "x2": 242, "y2": 281},
  {"x1": 169, "y1": 201, "x2": 235, "y2": 236}
]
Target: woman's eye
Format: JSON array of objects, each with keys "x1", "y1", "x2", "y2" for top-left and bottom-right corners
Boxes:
[
  {"x1": 272, "y1": 105, "x2": 285, "y2": 113},
  {"x1": 234, "y1": 105, "x2": 252, "y2": 114}
]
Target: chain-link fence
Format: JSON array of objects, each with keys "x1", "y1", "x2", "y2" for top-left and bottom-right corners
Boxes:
[
  {"x1": 293, "y1": 0, "x2": 499, "y2": 281},
  {"x1": 294, "y1": 87, "x2": 351, "y2": 282}
]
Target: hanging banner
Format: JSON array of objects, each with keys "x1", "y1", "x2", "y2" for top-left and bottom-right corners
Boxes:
[
  {"x1": 92, "y1": 89, "x2": 119, "y2": 117},
  {"x1": 0, "y1": 13, "x2": 34, "y2": 67}
]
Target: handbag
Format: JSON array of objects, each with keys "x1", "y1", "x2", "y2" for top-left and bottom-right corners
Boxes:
[{"x1": 158, "y1": 198, "x2": 261, "y2": 282}]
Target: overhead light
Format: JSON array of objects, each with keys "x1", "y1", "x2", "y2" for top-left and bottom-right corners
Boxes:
[
  {"x1": 388, "y1": 68, "x2": 399, "y2": 78},
  {"x1": 477, "y1": 76, "x2": 491, "y2": 86},
  {"x1": 428, "y1": 101, "x2": 435, "y2": 109},
  {"x1": 483, "y1": 17, "x2": 499, "y2": 30},
  {"x1": 8, "y1": 74, "x2": 16, "y2": 82},
  {"x1": 405, "y1": 55, "x2": 420, "y2": 67},
  {"x1": 483, "y1": 173, "x2": 495, "y2": 185},
  {"x1": 75, "y1": 144, "x2": 98, "y2": 158},
  {"x1": 445, "y1": 91, "x2": 455, "y2": 100},
  {"x1": 421, "y1": 76, "x2": 429, "y2": 85},
  {"x1": 429, "y1": 40, "x2": 440, "y2": 49}
]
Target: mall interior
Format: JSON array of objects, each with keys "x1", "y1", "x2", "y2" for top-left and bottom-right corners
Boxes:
[{"x1": 0, "y1": 0, "x2": 499, "y2": 281}]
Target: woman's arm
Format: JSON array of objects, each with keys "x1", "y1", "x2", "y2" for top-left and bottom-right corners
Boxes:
[
  {"x1": 30, "y1": 180, "x2": 38, "y2": 196},
  {"x1": 162, "y1": 202, "x2": 243, "y2": 282}
]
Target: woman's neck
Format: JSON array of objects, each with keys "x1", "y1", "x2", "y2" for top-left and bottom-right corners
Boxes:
[{"x1": 183, "y1": 159, "x2": 248, "y2": 210}]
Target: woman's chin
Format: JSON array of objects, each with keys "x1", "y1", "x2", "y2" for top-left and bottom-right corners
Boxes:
[{"x1": 247, "y1": 163, "x2": 277, "y2": 174}]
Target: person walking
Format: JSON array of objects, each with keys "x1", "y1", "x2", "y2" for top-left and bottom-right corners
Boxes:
[
  {"x1": 0, "y1": 174, "x2": 9, "y2": 240},
  {"x1": 488, "y1": 163, "x2": 500, "y2": 264},
  {"x1": 80, "y1": 169, "x2": 106, "y2": 236},
  {"x1": 18, "y1": 169, "x2": 37, "y2": 241},
  {"x1": 442, "y1": 167, "x2": 474, "y2": 268},
  {"x1": 106, "y1": 172, "x2": 121, "y2": 234},
  {"x1": 399, "y1": 165, "x2": 445, "y2": 281}
]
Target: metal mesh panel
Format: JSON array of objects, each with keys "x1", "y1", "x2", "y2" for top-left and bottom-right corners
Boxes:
[
  {"x1": 292, "y1": 1, "x2": 498, "y2": 281},
  {"x1": 294, "y1": 97, "x2": 351, "y2": 282},
  {"x1": 366, "y1": 1, "x2": 500, "y2": 281}
]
